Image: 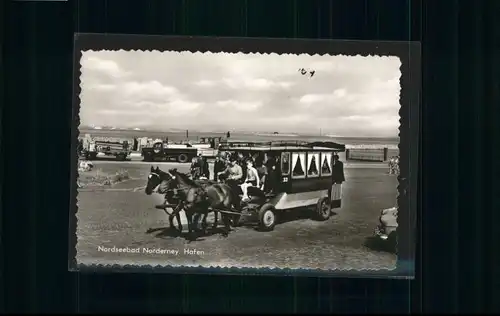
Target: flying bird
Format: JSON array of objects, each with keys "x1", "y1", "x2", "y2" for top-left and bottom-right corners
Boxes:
[{"x1": 298, "y1": 68, "x2": 315, "y2": 77}]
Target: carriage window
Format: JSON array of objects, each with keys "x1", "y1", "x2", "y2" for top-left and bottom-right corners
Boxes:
[
  {"x1": 320, "y1": 152, "x2": 332, "y2": 176},
  {"x1": 281, "y1": 152, "x2": 290, "y2": 175},
  {"x1": 291, "y1": 152, "x2": 306, "y2": 178},
  {"x1": 307, "y1": 153, "x2": 320, "y2": 177}
]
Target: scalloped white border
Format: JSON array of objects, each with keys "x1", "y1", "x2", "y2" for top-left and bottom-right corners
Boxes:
[{"x1": 71, "y1": 45, "x2": 411, "y2": 276}]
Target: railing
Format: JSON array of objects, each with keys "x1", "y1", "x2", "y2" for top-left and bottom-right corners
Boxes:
[
  {"x1": 219, "y1": 140, "x2": 345, "y2": 151},
  {"x1": 345, "y1": 148, "x2": 399, "y2": 162}
]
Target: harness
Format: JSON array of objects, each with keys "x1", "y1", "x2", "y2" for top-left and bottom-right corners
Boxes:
[
  {"x1": 149, "y1": 172, "x2": 177, "y2": 195},
  {"x1": 169, "y1": 174, "x2": 210, "y2": 209}
]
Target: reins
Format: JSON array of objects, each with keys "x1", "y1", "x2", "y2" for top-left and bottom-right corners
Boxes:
[{"x1": 168, "y1": 171, "x2": 207, "y2": 203}]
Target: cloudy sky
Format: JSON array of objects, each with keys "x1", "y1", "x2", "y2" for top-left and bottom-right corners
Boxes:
[{"x1": 79, "y1": 50, "x2": 401, "y2": 137}]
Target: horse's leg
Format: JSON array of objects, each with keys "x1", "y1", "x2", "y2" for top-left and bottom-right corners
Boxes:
[
  {"x1": 219, "y1": 202, "x2": 233, "y2": 237},
  {"x1": 192, "y1": 212, "x2": 202, "y2": 233},
  {"x1": 185, "y1": 209, "x2": 195, "y2": 240},
  {"x1": 211, "y1": 210, "x2": 218, "y2": 229},
  {"x1": 168, "y1": 205, "x2": 183, "y2": 234},
  {"x1": 175, "y1": 211, "x2": 183, "y2": 233},
  {"x1": 191, "y1": 208, "x2": 205, "y2": 239},
  {"x1": 225, "y1": 189, "x2": 241, "y2": 227},
  {"x1": 160, "y1": 207, "x2": 177, "y2": 234},
  {"x1": 220, "y1": 212, "x2": 231, "y2": 237},
  {"x1": 200, "y1": 212, "x2": 209, "y2": 233},
  {"x1": 168, "y1": 211, "x2": 175, "y2": 229}
]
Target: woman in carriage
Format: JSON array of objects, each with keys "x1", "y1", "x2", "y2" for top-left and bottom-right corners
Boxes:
[{"x1": 240, "y1": 158, "x2": 260, "y2": 202}]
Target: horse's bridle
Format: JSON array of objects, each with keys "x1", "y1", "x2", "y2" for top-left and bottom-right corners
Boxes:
[
  {"x1": 150, "y1": 171, "x2": 182, "y2": 195},
  {"x1": 166, "y1": 171, "x2": 196, "y2": 194}
]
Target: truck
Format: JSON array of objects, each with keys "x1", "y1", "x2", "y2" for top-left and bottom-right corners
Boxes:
[
  {"x1": 141, "y1": 141, "x2": 198, "y2": 163},
  {"x1": 190, "y1": 136, "x2": 222, "y2": 158},
  {"x1": 81, "y1": 139, "x2": 131, "y2": 161}
]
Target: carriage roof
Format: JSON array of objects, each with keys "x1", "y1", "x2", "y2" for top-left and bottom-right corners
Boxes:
[{"x1": 218, "y1": 140, "x2": 345, "y2": 152}]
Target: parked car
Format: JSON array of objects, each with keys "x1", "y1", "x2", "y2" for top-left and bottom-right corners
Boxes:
[{"x1": 374, "y1": 206, "x2": 398, "y2": 251}]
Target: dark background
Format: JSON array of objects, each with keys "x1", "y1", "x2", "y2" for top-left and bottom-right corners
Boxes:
[{"x1": 3, "y1": 0, "x2": 498, "y2": 313}]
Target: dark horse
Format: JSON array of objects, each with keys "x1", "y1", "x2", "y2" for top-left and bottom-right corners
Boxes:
[
  {"x1": 145, "y1": 166, "x2": 183, "y2": 233},
  {"x1": 165, "y1": 168, "x2": 242, "y2": 239}
]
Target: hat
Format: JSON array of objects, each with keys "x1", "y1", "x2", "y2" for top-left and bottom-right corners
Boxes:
[{"x1": 229, "y1": 154, "x2": 238, "y2": 162}]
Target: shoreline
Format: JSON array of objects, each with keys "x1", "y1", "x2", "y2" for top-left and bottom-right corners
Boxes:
[{"x1": 78, "y1": 129, "x2": 399, "y2": 150}]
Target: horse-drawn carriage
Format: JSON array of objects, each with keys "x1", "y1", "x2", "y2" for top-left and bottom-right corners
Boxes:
[{"x1": 146, "y1": 140, "x2": 345, "y2": 237}]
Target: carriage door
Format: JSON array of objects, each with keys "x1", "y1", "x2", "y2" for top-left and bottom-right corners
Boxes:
[{"x1": 280, "y1": 152, "x2": 291, "y2": 192}]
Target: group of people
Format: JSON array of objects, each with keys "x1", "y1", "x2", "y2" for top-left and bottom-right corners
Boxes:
[
  {"x1": 190, "y1": 154, "x2": 210, "y2": 180},
  {"x1": 190, "y1": 151, "x2": 280, "y2": 202},
  {"x1": 190, "y1": 151, "x2": 347, "y2": 204}
]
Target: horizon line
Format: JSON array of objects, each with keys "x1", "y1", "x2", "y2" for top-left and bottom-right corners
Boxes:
[{"x1": 79, "y1": 126, "x2": 398, "y2": 139}]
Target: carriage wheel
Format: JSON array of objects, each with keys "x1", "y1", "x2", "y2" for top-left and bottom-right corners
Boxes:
[
  {"x1": 258, "y1": 203, "x2": 277, "y2": 231},
  {"x1": 177, "y1": 154, "x2": 188, "y2": 163},
  {"x1": 315, "y1": 197, "x2": 331, "y2": 221}
]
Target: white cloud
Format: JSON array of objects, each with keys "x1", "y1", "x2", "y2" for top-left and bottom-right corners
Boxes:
[
  {"x1": 79, "y1": 50, "x2": 402, "y2": 137},
  {"x1": 81, "y1": 55, "x2": 129, "y2": 78},
  {"x1": 169, "y1": 100, "x2": 203, "y2": 113},
  {"x1": 122, "y1": 81, "x2": 178, "y2": 99},
  {"x1": 195, "y1": 80, "x2": 216, "y2": 87},
  {"x1": 333, "y1": 88, "x2": 347, "y2": 98},
  {"x1": 215, "y1": 100, "x2": 263, "y2": 111},
  {"x1": 220, "y1": 77, "x2": 294, "y2": 91},
  {"x1": 299, "y1": 88, "x2": 349, "y2": 104},
  {"x1": 86, "y1": 83, "x2": 116, "y2": 91},
  {"x1": 299, "y1": 94, "x2": 327, "y2": 104}
]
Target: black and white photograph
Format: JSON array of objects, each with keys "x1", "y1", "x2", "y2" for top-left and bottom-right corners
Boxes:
[{"x1": 70, "y1": 36, "x2": 419, "y2": 276}]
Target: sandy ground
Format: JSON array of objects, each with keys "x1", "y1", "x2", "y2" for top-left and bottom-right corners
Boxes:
[{"x1": 74, "y1": 160, "x2": 398, "y2": 271}]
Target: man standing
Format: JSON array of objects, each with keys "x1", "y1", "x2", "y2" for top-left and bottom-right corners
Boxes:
[
  {"x1": 213, "y1": 155, "x2": 226, "y2": 181},
  {"x1": 190, "y1": 156, "x2": 202, "y2": 180},
  {"x1": 329, "y1": 154, "x2": 345, "y2": 206},
  {"x1": 264, "y1": 154, "x2": 279, "y2": 194},
  {"x1": 201, "y1": 156, "x2": 210, "y2": 179}
]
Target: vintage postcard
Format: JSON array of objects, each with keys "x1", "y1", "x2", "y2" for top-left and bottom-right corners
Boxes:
[{"x1": 69, "y1": 35, "x2": 420, "y2": 277}]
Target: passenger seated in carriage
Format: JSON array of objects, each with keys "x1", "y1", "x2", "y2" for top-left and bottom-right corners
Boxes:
[
  {"x1": 216, "y1": 156, "x2": 243, "y2": 185},
  {"x1": 240, "y1": 158, "x2": 260, "y2": 202},
  {"x1": 236, "y1": 151, "x2": 249, "y2": 179},
  {"x1": 255, "y1": 153, "x2": 268, "y2": 191}
]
